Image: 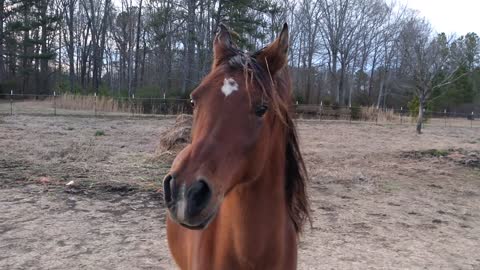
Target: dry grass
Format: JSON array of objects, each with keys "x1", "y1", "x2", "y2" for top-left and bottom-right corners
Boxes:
[
  {"x1": 154, "y1": 114, "x2": 192, "y2": 163},
  {"x1": 1, "y1": 115, "x2": 480, "y2": 269},
  {"x1": 157, "y1": 114, "x2": 192, "y2": 151},
  {"x1": 40, "y1": 139, "x2": 111, "y2": 163},
  {"x1": 360, "y1": 106, "x2": 398, "y2": 122},
  {"x1": 52, "y1": 94, "x2": 144, "y2": 114}
]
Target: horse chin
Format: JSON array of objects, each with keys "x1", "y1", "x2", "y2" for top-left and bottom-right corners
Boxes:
[{"x1": 172, "y1": 207, "x2": 219, "y2": 231}]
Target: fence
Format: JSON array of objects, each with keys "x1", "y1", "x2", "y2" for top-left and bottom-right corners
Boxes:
[
  {"x1": 0, "y1": 93, "x2": 192, "y2": 117},
  {"x1": 295, "y1": 104, "x2": 479, "y2": 128},
  {"x1": 0, "y1": 93, "x2": 478, "y2": 128}
]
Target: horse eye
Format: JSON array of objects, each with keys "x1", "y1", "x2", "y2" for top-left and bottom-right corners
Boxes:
[
  {"x1": 255, "y1": 104, "x2": 268, "y2": 117},
  {"x1": 190, "y1": 99, "x2": 195, "y2": 108}
]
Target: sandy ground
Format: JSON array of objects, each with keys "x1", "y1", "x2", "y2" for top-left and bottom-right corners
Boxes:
[{"x1": 1, "y1": 114, "x2": 480, "y2": 270}]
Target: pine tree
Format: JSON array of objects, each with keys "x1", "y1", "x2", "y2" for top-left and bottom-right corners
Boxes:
[{"x1": 5, "y1": 0, "x2": 59, "y2": 95}]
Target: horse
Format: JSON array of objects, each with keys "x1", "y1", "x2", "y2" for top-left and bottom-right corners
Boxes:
[{"x1": 163, "y1": 23, "x2": 310, "y2": 270}]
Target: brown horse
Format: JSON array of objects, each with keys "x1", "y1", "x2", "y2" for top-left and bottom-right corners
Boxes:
[{"x1": 163, "y1": 23, "x2": 310, "y2": 270}]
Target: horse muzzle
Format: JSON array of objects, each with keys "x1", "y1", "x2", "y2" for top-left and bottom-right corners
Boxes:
[{"x1": 163, "y1": 174, "x2": 218, "y2": 230}]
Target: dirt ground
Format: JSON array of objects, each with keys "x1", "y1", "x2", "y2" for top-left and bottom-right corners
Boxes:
[{"x1": 1, "y1": 114, "x2": 480, "y2": 270}]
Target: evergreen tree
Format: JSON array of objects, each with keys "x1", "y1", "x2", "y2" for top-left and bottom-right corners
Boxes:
[
  {"x1": 5, "y1": 0, "x2": 59, "y2": 94},
  {"x1": 217, "y1": 0, "x2": 278, "y2": 50}
]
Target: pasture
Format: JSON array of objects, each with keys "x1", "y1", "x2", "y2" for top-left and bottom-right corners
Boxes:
[{"x1": 1, "y1": 114, "x2": 479, "y2": 269}]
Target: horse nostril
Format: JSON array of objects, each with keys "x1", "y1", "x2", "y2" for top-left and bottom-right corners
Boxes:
[
  {"x1": 186, "y1": 179, "x2": 212, "y2": 217},
  {"x1": 163, "y1": 174, "x2": 175, "y2": 206}
]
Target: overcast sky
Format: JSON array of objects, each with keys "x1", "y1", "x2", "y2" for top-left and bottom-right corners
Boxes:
[{"x1": 397, "y1": 0, "x2": 480, "y2": 36}]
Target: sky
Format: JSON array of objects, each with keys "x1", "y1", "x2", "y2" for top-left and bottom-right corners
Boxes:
[{"x1": 397, "y1": 0, "x2": 480, "y2": 36}]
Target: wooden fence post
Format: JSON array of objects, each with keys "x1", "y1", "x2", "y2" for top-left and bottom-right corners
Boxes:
[
  {"x1": 53, "y1": 91, "x2": 56, "y2": 116},
  {"x1": 94, "y1": 92, "x2": 97, "y2": 117},
  {"x1": 10, "y1": 90, "x2": 13, "y2": 115}
]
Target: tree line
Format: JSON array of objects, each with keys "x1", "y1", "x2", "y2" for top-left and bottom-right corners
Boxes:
[{"x1": 0, "y1": 0, "x2": 479, "y2": 115}]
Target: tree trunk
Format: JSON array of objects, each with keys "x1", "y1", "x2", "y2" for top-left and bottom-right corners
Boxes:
[
  {"x1": 96, "y1": 0, "x2": 111, "y2": 92},
  {"x1": 34, "y1": 30, "x2": 40, "y2": 95},
  {"x1": 40, "y1": 0, "x2": 49, "y2": 95},
  {"x1": 305, "y1": 48, "x2": 314, "y2": 104},
  {"x1": 58, "y1": 14, "x2": 62, "y2": 83},
  {"x1": 0, "y1": 0, "x2": 5, "y2": 87},
  {"x1": 348, "y1": 72, "x2": 353, "y2": 107},
  {"x1": 88, "y1": 0, "x2": 98, "y2": 92},
  {"x1": 66, "y1": 0, "x2": 76, "y2": 92},
  {"x1": 376, "y1": 71, "x2": 385, "y2": 109},
  {"x1": 348, "y1": 55, "x2": 357, "y2": 107},
  {"x1": 368, "y1": 47, "x2": 378, "y2": 104},
  {"x1": 331, "y1": 49, "x2": 339, "y2": 104},
  {"x1": 338, "y1": 62, "x2": 346, "y2": 105},
  {"x1": 21, "y1": 10, "x2": 31, "y2": 95},
  {"x1": 416, "y1": 96, "x2": 425, "y2": 134},
  {"x1": 80, "y1": 25, "x2": 91, "y2": 93},
  {"x1": 181, "y1": 0, "x2": 196, "y2": 95},
  {"x1": 140, "y1": 28, "x2": 147, "y2": 88},
  {"x1": 133, "y1": 0, "x2": 143, "y2": 91}
]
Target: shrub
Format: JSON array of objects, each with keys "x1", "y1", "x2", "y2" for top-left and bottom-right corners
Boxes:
[
  {"x1": 407, "y1": 96, "x2": 420, "y2": 117},
  {"x1": 350, "y1": 106, "x2": 361, "y2": 120}
]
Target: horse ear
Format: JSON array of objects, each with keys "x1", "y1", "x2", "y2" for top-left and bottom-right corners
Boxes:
[
  {"x1": 254, "y1": 23, "x2": 289, "y2": 75},
  {"x1": 213, "y1": 23, "x2": 236, "y2": 68}
]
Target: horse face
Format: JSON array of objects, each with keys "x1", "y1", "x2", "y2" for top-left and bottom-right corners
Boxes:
[{"x1": 163, "y1": 24, "x2": 289, "y2": 230}]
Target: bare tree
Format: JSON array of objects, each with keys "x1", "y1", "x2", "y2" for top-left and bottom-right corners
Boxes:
[
  {"x1": 133, "y1": 0, "x2": 143, "y2": 91},
  {"x1": 296, "y1": 0, "x2": 321, "y2": 103},
  {"x1": 1, "y1": 0, "x2": 478, "y2": 122},
  {"x1": 399, "y1": 18, "x2": 465, "y2": 134},
  {"x1": 61, "y1": 0, "x2": 77, "y2": 92}
]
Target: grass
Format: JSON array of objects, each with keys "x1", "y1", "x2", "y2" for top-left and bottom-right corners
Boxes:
[
  {"x1": 52, "y1": 94, "x2": 144, "y2": 114},
  {"x1": 418, "y1": 149, "x2": 450, "y2": 157},
  {"x1": 424, "y1": 149, "x2": 450, "y2": 157},
  {"x1": 94, "y1": 130, "x2": 105, "y2": 136},
  {"x1": 360, "y1": 107, "x2": 398, "y2": 122}
]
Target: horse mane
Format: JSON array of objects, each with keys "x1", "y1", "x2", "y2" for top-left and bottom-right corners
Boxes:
[{"x1": 226, "y1": 51, "x2": 311, "y2": 234}]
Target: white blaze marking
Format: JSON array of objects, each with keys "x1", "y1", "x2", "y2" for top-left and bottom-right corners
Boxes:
[
  {"x1": 221, "y1": 78, "x2": 239, "y2": 97},
  {"x1": 177, "y1": 199, "x2": 186, "y2": 220},
  {"x1": 177, "y1": 185, "x2": 186, "y2": 220}
]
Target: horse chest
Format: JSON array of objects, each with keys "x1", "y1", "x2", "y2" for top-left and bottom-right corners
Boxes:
[{"x1": 168, "y1": 221, "x2": 295, "y2": 270}]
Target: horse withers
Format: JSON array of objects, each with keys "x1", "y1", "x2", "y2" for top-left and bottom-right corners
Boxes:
[{"x1": 163, "y1": 23, "x2": 310, "y2": 270}]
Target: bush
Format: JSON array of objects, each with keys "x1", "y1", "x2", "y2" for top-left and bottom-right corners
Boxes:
[
  {"x1": 407, "y1": 96, "x2": 420, "y2": 117},
  {"x1": 135, "y1": 86, "x2": 164, "y2": 98},
  {"x1": 322, "y1": 97, "x2": 333, "y2": 107},
  {"x1": 350, "y1": 106, "x2": 361, "y2": 120},
  {"x1": 331, "y1": 102, "x2": 340, "y2": 110}
]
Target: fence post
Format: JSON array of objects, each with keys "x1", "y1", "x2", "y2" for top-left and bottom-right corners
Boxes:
[
  {"x1": 10, "y1": 90, "x2": 13, "y2": 115},
  {"x1": 349, "y1": 105, "x2": 352, "y2": 124},
  {"x1": 162, "y1": 94, "x2": 166, "y2": 115},
  {"x1": 151, "y1": 97, "x2": 154, "y2": 115},
  {"x1": 444, "y1": 109, "x2": 447, "y2": 128},
  {"x1": 319, "y1": 101, "x2": 323, "y2": 121},
  {"x1": 94, "y1": 92, "x2": 97, "y2": 117},
  {"x1": 53, "y1": 91, "x2": 56, "y2": 116},
  {"x1": 471, "y1": 112, "x2": 474, "y2": 128},
  {"x1": 131, "y1": 94, "x2": 135, "y2": 117},
  {"x1": 400, "y1": 107, "x2": 403, "y2": 125},
  {"x1": 423, "y1": 108, "x2": 426, "y2": 127},
  {"x1": 295, "y1": 100, "x2": 299, "y2": 119}
]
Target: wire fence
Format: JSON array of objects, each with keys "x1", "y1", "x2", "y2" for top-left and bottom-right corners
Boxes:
[
  {"x1": 0, "y1": 93, "x2": 192, "y2": 117},
  {"x1": 295, "y1": 104, "x2": 479, "y2": 128},
  {"x1": 0, "y1": 93, "x2": 478, "y2": 128}
]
